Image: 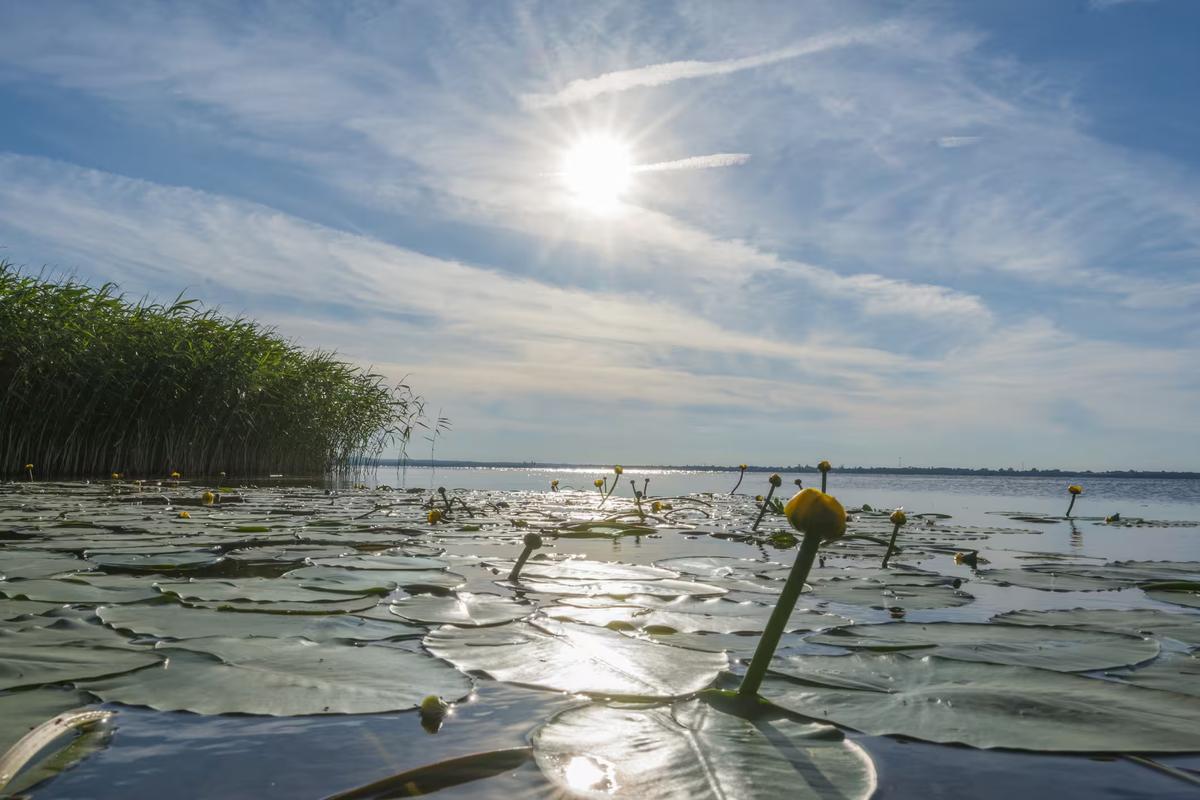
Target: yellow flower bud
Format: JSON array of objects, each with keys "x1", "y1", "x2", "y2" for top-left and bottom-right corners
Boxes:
[
  {"x1": 755, "y1": 495, "x2": 764, "y2": 502},
  {"x1": 614, "y1": 465, "x2": 623, "y2": 475},
  {"x1": 202, "y1": 491, "x2": 215, "y2": 506},
  {"x1": 890, "y1": 509, "x2": 907, "y2": 526},
  {"x1": 427, "y1": 509, "x2": 443, "y2": 524},
  {"x1": 550, "y1": 479, "x2": 559, "y2": 487},
  {"x1": 178, "y1": 511, "x2": 190, "y2": 519},
  {"x1": 739, "y1": 464, "x2": 748, "y2": 471},
  {"x1": 594, "y1": 479, "x2": 604, "y2": 488},
  {"x1": 1068, "y1": 485, "x2": 1083, "y2": 495},
  {"x1": 769, "y1": 474, "x2": 782, "y2": 487},
  {"x1": 651, "y1": 501, "x2": 663, "y2": 512},
  {"x1": 784, "y1": 488, "x2": 846, "y2": 542},
  {"x1": 170, "y1": 471, "x2": 181, "y2": 479},
  {"x1": 817, "y1": 460, "x2": 831, "y2": 473},
  {"x1": 111, "y1": 472, "x2": 120, "y2": 480},
  {"x1": 24, "y1": 463, "x2": 33, "y2": 470}
]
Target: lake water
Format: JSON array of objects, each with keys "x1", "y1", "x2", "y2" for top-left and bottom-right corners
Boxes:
[{"x1": 2, "y1": 471, "x2": 1199, "y2": 798}]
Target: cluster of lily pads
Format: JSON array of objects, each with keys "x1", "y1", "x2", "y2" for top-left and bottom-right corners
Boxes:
[{"x1": 1, "y1": 474, "x2": 1199, "y2": 798}]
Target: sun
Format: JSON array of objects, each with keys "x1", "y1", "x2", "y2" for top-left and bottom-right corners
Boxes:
[{"x1": 559, "y1": 134, "x2": 633, "y2": 213}]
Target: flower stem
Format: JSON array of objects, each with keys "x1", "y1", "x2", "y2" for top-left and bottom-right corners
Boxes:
[
  {"x1": 881, "y1": 522, "x2": 902, "y2": 568},
  {"x1": 731, "y1": 468, "x2": 746, "y2": 495},
  {"x1": 821, "y1": 472, "x2": 827, "y2": 493},
  {"x1": 739, "y1": 533, "x2": 821, "y2": 697},
  {"x1": 1066, "y1": 495, "x2": 1076, "y2": 518},
  {"x1": 750, "y1": 485, "x2": 776, "y2": 531}
]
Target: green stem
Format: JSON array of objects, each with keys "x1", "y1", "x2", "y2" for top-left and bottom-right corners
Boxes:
[
  {"x1": 821, "y1": 472, "x2": 827, "y2": 493},
  {"x1": 739, "y1": 533, "x2": 821, "y2": 697},
  {"x1": 750, "y1": 485, "x2": 777, "y2": 531},
  {"x1": 1066, "y1": 495, "x2": 1077, "y2": 518},
  {"x1": 508, "y1": 543, "x2": 537, "y2": 582},
  {"x1": 881, "y1": 523, "x2": 902, "y2": 569},
  {"x1": 730, "y1": 468, "x2": 746, "y2": 495}
]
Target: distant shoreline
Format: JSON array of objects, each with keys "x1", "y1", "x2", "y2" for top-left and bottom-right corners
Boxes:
[{"x1": 380, "y1": 460, "x2": 1199, "y2": 480}]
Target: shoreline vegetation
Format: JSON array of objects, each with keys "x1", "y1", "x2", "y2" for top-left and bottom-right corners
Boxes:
[
  {"x1": 385, "y1": 459, "x2": 1200, "y2": 480},
  {"x1": 1, "y1": 262, "x2": 427, "y2": 479}
]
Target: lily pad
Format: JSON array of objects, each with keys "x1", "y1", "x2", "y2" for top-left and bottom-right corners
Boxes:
[
  {"x1": 385, "y1": 593, "x2": 531, "y2": 627},
  {"x1": 976, "y1": 567, "x2": 1122, "y2": 592},
  {"x1": 992, "y1": 608, "x2": 1200, "y2": 647},
  {"x1": 0, "y1": 551, "x2": 88, "y2": 579},
  {"x1": 154, "y1": 578, "x2": 365, "y2": 604},
  {"x1": 82, "y1": 636, "x2": 472, "y2": 715},
  {"x1": 0, "y1": 621, "x2": 162, "y2": 690},
  {"x1": 541, "y1": 598, "x2": 847, "y2": 635},
  {"x1": 0, "y1": 687, "x2": 97, "y2": 756},
  {"x1": 1145, "y1": 584, "x2": 1200, "y2": 609},
  {"x1": 425, "y1": 618, "x2": 726, "y2": 698},
  {"x1": 491, "y1": 558, "x2": 676, "y2": 582},
  {"x1": 809, "y1": 577, "x2": 973, "y2": 610},
  {"x1": 761, "y1": 653, "x2": 1200, "y2": 752},
  {"x1": 85, "y1": 551, "x2": 224, "y2": 572},
  {"x1": 808, "y1": 622, "x2": 1159, "y2": 672},
  {"x1": 0, "y1": 575, "x2": 161, "y2": 605},
  {"x1": 496, "y1": 578, "x2": 727, "y2": 599},
  {"x1": 0, "y1": 600, "x2": 63, "y2": 621},
  {"x1": 98, "y1": 603, "x2": 422, "y2": 642},
  {"x1": 1107, "y1": 653, "x2": 1200, "y2": 698},
  {"x1": 309, "y1": 554, "x2": 450, "y2": 571},
  {"x1": 531, "y1": 700, "x2": 876, "y2": 800}
]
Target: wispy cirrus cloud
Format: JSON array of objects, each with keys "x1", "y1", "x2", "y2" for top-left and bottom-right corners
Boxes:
[{"x1": 519, "y1": 25, "x2": 900, "y2": 110}]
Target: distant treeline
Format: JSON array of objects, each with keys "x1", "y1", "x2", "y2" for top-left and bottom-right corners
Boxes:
[
  {"x1": 384, "y1": 459, "x2": 1199, "y2": 480},
  {"x1": 1, "y1": 262, "x2": 427, "y2": 478}
]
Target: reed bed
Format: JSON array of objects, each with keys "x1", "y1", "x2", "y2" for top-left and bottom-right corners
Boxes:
[{"x1": 0, "y1": 262, "x2": 427, "y2": 478}]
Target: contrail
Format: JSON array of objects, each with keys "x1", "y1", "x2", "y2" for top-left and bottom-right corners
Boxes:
[
  {"x1": 521, "y1": 25, "x2": 898, "y2": 110},
  {"x1": 633, "y1": 153, "x2": 751, "y2": 172}
]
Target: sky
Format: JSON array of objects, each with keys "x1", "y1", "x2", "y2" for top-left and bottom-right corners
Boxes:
[{"x1": 0, "y1": 0, "x2": 1197, "y2": 470}]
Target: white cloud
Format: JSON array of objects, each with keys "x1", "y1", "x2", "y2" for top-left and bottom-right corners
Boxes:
[{"x1": 634, "y1": 153, "x2": 751, "y2": 172}]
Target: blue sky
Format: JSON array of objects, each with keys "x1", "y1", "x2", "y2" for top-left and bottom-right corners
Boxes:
[{"x1": 1, "y1": 0, "x2": 1197, "y2": 469}]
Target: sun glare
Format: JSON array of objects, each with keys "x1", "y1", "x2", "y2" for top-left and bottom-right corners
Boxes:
[{"x1": 560, "y1": 135, "x2": 632, "y2": 213}]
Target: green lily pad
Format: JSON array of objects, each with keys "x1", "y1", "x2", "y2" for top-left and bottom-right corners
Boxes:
[
  {"x1": 531, "y1": 700, "x2": 876, "y2": 799},
  {"x1": 808, "y1": 577, "x2": 973, "y2": 610},
  {"x1": 0, "y1": 600, "x2": 63, "y2": 621},
  {"x1": 85, "y1": 551, "x2": 224, "y2": 572},
  {"x1": 182, "y1": 595, "x2": 383, "y2": 615},
  {"x1": 496, "y1": 578, "x2": 727, "y2": 599},
  {"x1": 385, "y1": 593, "x2": 530, "y2": 627},
  {"x1": 652, "y1": 556, "x2": 786, "y2": 594},
  {"x1": 309, "y1": 554, "x2": 450, "y2": 571},
  {"x1": 761, "y1": 653, "x2": 1200, "y2": 752},
  {"x1": 976, "y1": 566, "x2": 1121, "y2": 592},
  {"x1": 425, "y1": 619, "x2": 726, "y2": 698},
  {"x1": 0, "y1": 621, "x2": 162, "y2": 690},
  {"x1": 992, "y1": 608, "x2": 1200, "y2": 647},
  {"x1": 808, "y1": 622, "x2": 1159, "y2": 672},
  {"x1": 540, "y1": 598, "x2": 847, "y2": 635},
  {"x1": 0, "y1": 687, "x2": 97, "y2": 756},
  {"x1": 98, "y1": 603, "x2": 422, "y2": 641},
  {"x1": 1145, "y1": 584, "x2": 1200, "y2": 609},
  {"x1": 0, "y1": 551, "x2": 88, "y2": 579},
  {"x1": 0, "y1": 575, "x2": 161, "y2": 605},
  {"x1": 491, "y1": 558, "x2": 677, "y2": 582},
  {"x1": 1106, "y1": 652, "x2": 1200, "y2": 698},
  {"x1": 83, "y1": 636, "x2": 472, "y2": 715},
  {"x1": 154, "y1": 578, "x2": 364, "y2": 604}
]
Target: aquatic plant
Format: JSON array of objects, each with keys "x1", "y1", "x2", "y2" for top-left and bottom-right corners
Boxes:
[
  {"x1": 549, "y1": 479, "x2": 559, "y2": 492},
  {"x1": 507, "y1": 533, "x2": 543, "y2": 582},
  {"x1": 0, "y1": 262, "x2": 428, "y2": 478},
  {"x1": 1066, "y1": 484, "x2": 1084, "y2": 517},
  {"x1": 750, "y1": 473, "x2": 783, "y2": 531},
  {"x1": 730, "y1": 464, "x2": 748, "y2": 494},
  {"x1": 881, "y1": 508, "x2": 907, "y2": 568},
  {"x1": 739, "y1": 488, "x2": 846, "y2": 697},
  {"x1": 427, "y1": 509, "x2": 443, "y2": 524},
  {"x1": 23, "y1": 463, "x2": 32, "y2": 481},
  {"x1": 818, "y1": 460, "x2": 832, "y2": 492}
]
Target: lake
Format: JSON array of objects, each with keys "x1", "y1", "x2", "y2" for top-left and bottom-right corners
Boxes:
[{"x1": 1, "y1": 470, "x2": 1198, "y2": 798}]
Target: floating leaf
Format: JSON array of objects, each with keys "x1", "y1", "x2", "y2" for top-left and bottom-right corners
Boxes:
[
  {"x1": 83, "y1": 636, "x2": 471, "y2": 715},
  {"x1": 541, "y1": 597, "x2": 847, "y2": 635},
  {"x1": 531, "y1": 700, "x2": 876, "y2": 799},
  {"x1": 385, "y1": 593, "x2": 530, "y2": 627},
  {"x1": 761, "y1": 653, "x2": 1200, "y2": 752},
  {"x1": 496, "y1": 578, "x2": 726, "y2": 599},
  {"x1": 425, "y1": 619, "x2": 726, "y2": 697},
  {"x1": 155, "y1": 577, "x2": 366, "y2": 604},
  {"x1": 282, "y1": 566, "x2": 460, "y2": 595},
  {"x1": 98, "y1": 603, "x2": 422, "y2": 641},
  {"x1": 0, "y1": 551, "x2": 88, "y2": 579},
  {"x1": 491, "y1": 559, "x2": 676, "y2": 582},
  {"x1": 85, "y1": 551, "x2": 224, "y2": 572},
  {"x1": 976, "y1": 567, "x2": 1120, "y2": 592},
  {"x1": 993, "y1": 608, "x2": 1200, "y2": 648},
  {"x1": 309, "y1": 554, "x2": 450, "y2": 571},
  {"x1": 0, "y1": 600, "x2": 62, "y2": 621},
  {"x1": 0, "y1": 575, "x2": 161, "y2": 605},
  {"x1": 1145, "y1": 583, "x2": 1200, "y2": 609},
  {"x1": 0, "y1": 621, "x2": 162, "y2": 690},
  {"x1": 809, "y1": 577, "x2": 973, "y2": 610},
  {"x1": 1107, "y1": 653, "x2": 1200, "y2": 698},
  {"x1": 808, "y1": 622, "x2": 1159, "y2": 672}
]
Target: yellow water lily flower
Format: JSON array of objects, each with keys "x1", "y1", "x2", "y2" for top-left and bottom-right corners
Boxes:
[
  {"x1": 784, "y1": 488, "x2": 846, "y2": 542},
  {"x1": 178, "y1": 511, "x2": 190, "y2": 519},
  {"x1": 201, "y1": 491, "x2": 215, "y2": 506},
  {"x1": 817, "y1": 460, "x2": 831, "y2": 473},
  {"x1": 24, "y1": 463, "x2": 33, "y2": 470},
  {"x1": 1068, "y1": 485, "x2": 1083, "y2": 495},
  {"x1": 769, "y1": 474, "x2": 782, "y2": 487},
  {"x1": 890, "y1": 509, "x2": 907, "y2": 526},
  {"x1": 755, "y1": 494, "x2": 764, "y2": 502},
  {"x1": 550, "y1": 479, "x2": 559, "y2": 487},
  {"x1": 651, "y1": 501, "x2": 663, "y2": 512},
  {"x1": 170, "y1": 471, "x2": 181, "y2": 479},
  {"x1": 428, "y1": 509, "x2": 443, "y2": 524},
  {"x1": 613, "y1": 465, "x2": 623, "y2": 475},
  {"x1": 593, "y1": 478, "x2": 604, "y2": 488},
  {"x1": 739, "y1": 464, "x2": 748, "y2": 471}
]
